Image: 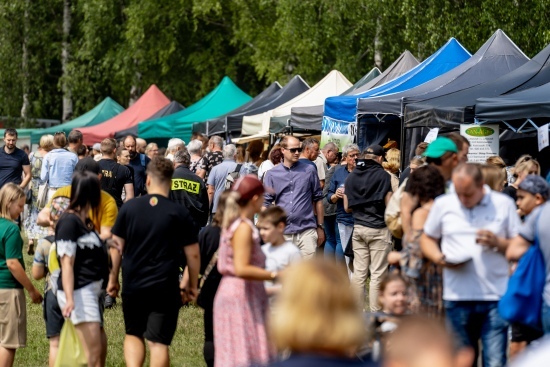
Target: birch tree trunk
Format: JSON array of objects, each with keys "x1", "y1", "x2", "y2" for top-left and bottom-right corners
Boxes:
[
  {"x1": 374, "y1": 16, "x2": 383, "y2": 69},
  {"x1": 21, "y1": 0, "x2": 30, "y2": 120},
  {"x1": 61, "y1": 0, "x2": 73, "y2": 121}
]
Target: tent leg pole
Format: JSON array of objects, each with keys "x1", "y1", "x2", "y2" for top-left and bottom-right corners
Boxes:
[{"x1": 399, "y1": 98, "x2": 406, "y2": 172}]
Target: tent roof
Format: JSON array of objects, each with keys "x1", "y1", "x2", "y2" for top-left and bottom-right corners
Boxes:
[
  {"x1": 324, "y1": 39, "x2": 471, "y2": 123},
  {"x1": 357, "y1": 30, "x2": 528, "y2": 117},
  {"x1": 404, "y1": 40, "x2": 550, "y2": 128},
  {"x1": 114, "y1": 101, "x2": 185, "y2": 139},
  {"x1": 31, "y1": 98, "x2": 124, "y2": 144},
  {"x1": 80, "y1": 85, "x2": 170, "y2": 145},
  {"x1": 138, "y1": 76, "x2": 252, "y2": 143},
  {"x1": 205, "y1": 81, "x2": 283, "y2": 136},
  {"x1": 207, "y1": 76, "x2": 310, "y2": 137},
  {"x1": 243, "y1": 70, "x2": 352, "y2": 136}
]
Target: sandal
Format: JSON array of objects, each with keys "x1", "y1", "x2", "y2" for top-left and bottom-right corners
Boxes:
[{"x1": 27, "y1": 239, "x2": 35, "y2": 256}]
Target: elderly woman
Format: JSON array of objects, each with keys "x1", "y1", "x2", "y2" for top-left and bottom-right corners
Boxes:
[
  {"x1": 187, "y1": 139, "x2": 204, "y2": 173},
  {"x1": 145, "y1": 143, "x2": 159, "y2": 160},
  {"x1": 40, "y1": 132, "x2": 78, "y2": 202}
]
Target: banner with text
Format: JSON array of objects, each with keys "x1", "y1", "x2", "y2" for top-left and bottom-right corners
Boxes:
[
  {"x1": 460, "y1": 124, "x2": 499, "y2": 162},
  {"x1": 321, "y1": 116, "x2": 356, "y2": 150}
]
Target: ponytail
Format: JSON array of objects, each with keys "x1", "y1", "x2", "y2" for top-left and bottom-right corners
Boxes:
[{"x1": 222, "y1": 191, "x2": 242, "y2": 229}]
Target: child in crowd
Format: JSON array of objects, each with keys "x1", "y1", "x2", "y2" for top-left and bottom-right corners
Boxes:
[{"x1": 257, "y1": 206, "x2": 301, "y2": 301}]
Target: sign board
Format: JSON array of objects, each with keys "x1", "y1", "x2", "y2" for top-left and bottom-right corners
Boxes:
[
  {"x1": 460, "y1": 124, "x2": 499, "y2": 163},
  {"x1": 538, "y1": 123, "x2": 549, "y2": 151},
  {"x1": 320, "y1": 116, "x2": 356, "y2": 150},
  {"x1": 424, "y1": 128, "x2": 439, "y2": 143}
]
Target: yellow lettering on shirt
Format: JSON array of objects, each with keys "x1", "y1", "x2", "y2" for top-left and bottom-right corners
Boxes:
[{"x1": 171, "y1": 178, "x2": 200, "y2": 194}]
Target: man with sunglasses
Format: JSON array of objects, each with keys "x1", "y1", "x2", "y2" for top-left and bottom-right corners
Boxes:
[{"x1": 263, "y1": 136, "x2": 325, "y2": 260}]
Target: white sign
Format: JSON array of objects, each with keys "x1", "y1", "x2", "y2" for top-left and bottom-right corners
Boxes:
[
  {"x1": 538, "y1": 123, "x2": 549, "y2": 151},
  {"x1": 424, "y1": 128, "x2": 439, "y2": 143},
  {"x1": 460, "y1": 124, "x2": 499, "y2": 163}
]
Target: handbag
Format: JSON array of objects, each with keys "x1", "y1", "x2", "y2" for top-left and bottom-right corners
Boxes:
[
  {"x1": 54, "y1": 319, "x2": 87, "y2": 367},
  {"x1": 25, "y1": 185, "x2": 33, "y2": 205},
  {"x1": 36, "y1": 183, "x2": 49, "y2": 209},
  {"x1": 498, "y1": 212, "x2": 545, "y2": 330}
]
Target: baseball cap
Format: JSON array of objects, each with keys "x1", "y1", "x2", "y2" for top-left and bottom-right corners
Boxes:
[
  {"x1": 92, "y1": 143, "x2": 101, "y2": 151},
  {"x1": 74, "y1": 157, "x2": 100, "y2": 175},
  {"x1": 232, "y1": 175, "x2": 272, "y2": 201},
  {"x1": 519, "y1": 175, "x2": 550, "y2": 200},
  {"x1": 364, "y1": 145, "x2": 384, "y2": 157},
  {"x1": 423, "y1": 137, "x2": 458, "y2": 159}
]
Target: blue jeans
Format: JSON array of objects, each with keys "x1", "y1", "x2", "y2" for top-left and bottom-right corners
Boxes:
[
  {"x1": 444, "y1": 301, "x2": 508, "y2": 367},
  {"x1": 542, "y1": 302, "x2": 550, "y2": 335},
  {"x1": 323, "y1": 216, "x2": 343, "y2": 261}
]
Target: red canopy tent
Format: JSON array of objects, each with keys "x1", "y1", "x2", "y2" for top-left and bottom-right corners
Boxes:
[{"x1": 79, "y1": 85, "x2": 170, "y2": 145}]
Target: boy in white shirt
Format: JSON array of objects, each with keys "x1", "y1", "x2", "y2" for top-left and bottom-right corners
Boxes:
[{"x1": 258, "y1": 206, "x2": 301, "y2": 300}]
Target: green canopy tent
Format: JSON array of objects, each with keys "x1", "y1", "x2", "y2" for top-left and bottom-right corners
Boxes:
[
  {"x1": 30, "y1": 97, "x2": 124, "y2": 145},
  {"x1": 138, "y1": 76, "x2": 252, "y2": 143}
]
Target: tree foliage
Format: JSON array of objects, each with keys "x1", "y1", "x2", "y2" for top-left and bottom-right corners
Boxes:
[{"x1": 0, "y1": 0, "x2": 548, "y2": 125}]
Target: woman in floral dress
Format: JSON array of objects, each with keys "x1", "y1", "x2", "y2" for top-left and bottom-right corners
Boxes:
[
  {"x1": 24, "y1": 134, "x2": 53, "y2": 254},
  {"x1": 213, "y1": 175, "x2": 276, "y2": 367}
]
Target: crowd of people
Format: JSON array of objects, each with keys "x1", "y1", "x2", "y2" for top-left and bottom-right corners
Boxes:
[{"x1": 0, "y1": 126, "x2": 550, "y2": 367}]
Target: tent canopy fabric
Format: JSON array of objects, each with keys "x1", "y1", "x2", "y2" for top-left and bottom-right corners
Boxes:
[
  {"x1": 357, "y1": 30, "x2": 528, "y2": 118},
  {"x1": 243, "y1": 70, "x2": 352, "y2": 136},
  {"x1": 193, "y1": 121, "x2": 206, "y2": 135},
  {"x1": 114, "y1": 101, "x2": 185, "y2": 139},
  {"x1": 404, "y1": 40, "x2": 550, "y2": 128},
  {"x1": 205, "y1": 81, "x2": 282, "y2": 136},
  {"x1": 80, "y1": 85, "x2": 170, "y2": 145},
  {"x1": 31, "y1": 97, "x2": 124, "y2": 144},
  {"x1": 138, "y1": 77, "x2": 252, "y2": 143},
  {"x1": 324, "y1": 39, "x2": 471, "y2": 123},
  {"x1": 209, "y1": 76, "x2": 310, "y2": 137},
  {"x1": 286, "y1": 67, "x2": 382, "y2": 132}
]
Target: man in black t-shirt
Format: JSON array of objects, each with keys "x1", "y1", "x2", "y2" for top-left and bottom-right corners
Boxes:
[
  {"x1": 98, "y1": 138, "x2": 134, "y2": 208},
  {"x1": 124, "y1": 135, "x2": 150, "y2": 197},
  {"x1": 0, "y1": 128, "x2": 31, "y2": 189},
  {"x1": 170, "y1": 150, "x2": 209, "y2": 228},
  {"x1": 107, "y1": 157, "x2": 200, "y2": 366}
]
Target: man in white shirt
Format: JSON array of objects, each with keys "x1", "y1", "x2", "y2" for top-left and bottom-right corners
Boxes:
[{"x1": 421, "y1": 163, "x2": 521, "y2": 367}]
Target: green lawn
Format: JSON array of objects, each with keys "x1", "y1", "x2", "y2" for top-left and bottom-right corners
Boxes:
[{"x1": 15, "y1": 251, "x2": 207, "y2": 367}]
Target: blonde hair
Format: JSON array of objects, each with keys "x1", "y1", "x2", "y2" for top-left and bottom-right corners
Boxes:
[
  {"x1": 221, "y1": 191, "x2": 243, "y2": 229},
  {"x1": 39, "y1": 134, "x2": 54, "y2": 151},
  {"x1": 513, "y1": 157, "x2": 540, "y2": 177},
  {"x1": 480, "y1": 164, "x2": 505, "y2": 191},
  {"x1": 270, "y1": 259, "x2": 366, "y2": 355},
  {"x1": 0, "y1": 183, "x2": 25, "y2": 219},
  {"x1": 383, "y1": 148, "x2": 400, "y2": 174}
]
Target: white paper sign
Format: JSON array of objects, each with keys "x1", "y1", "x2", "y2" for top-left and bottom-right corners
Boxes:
[
  {"x1": 538, "y1": 123, "x2": 549, "y2": 151},
  {"x1": 424, "y1": 128, "x2": 439, "y2": 143},
  {"x1": 460, "y1": 124, "x2": 499, "y2": 163}
]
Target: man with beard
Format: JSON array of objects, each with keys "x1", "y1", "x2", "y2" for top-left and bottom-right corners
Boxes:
[
  {"x1": 124, "y1": 135, "x2": 150, "y2": 197},
  {"x1": 0, "y1": 129, "x2": 31, "y2": 189}
]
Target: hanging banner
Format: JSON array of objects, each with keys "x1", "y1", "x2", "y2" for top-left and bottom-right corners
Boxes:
[
  {"x1": 538, "y1": 123, "x2": 549, "y2": 151},
  {"x1": 460, "y1": 124, "x2": 499, "y2": 163},
  {"x1": 321, "y1": 116, "x2": 356, "y2": 150}
]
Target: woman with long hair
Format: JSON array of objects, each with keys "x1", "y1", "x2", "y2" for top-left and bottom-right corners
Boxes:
[
  {"x1": 0, "y1": 183, "x2": 42, "y2": 367},
  {"x1": 25, "y1": 134, "x2": 54, "y2": 254},
  {"x1": 213, "y1": 175, "x2": 275, "y2": 367},
  {"x1": 55, "y1": 171, "x2": 109, "y2": 367},
  {"x1": 502, "y1": 155, "x2": 541, "y2": 201},
  {"x1": 40, "y1": 132, "x2": 78, "y2": 202}
]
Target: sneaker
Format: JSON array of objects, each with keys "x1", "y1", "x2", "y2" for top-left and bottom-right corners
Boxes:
[
  {"x1": 26, "y1": 240, "x2": 35, "y2": 256},
  {"x1": 104, "y1": 294, "x2": 116, "y2": 309}
]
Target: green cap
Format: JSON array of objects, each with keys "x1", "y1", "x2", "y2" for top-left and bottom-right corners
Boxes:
[{"x1": 423, "y1": 137, "x2": 458, "y2": 158}]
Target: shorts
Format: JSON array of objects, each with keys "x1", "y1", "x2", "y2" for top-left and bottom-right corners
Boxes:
[
  {"x1": 511, "y1": 322, "x2": 544, "y2": 343},
  {"x1": 0, "y1": 288, "x2": 26, "y2": 349},
  {"x1": 122, "y1": 290, "x2": 181, "y2": 345},
  {"x1": 43, "y1": 289, "x2": 64, "y2": 338},
  {"x1": 57, "y1": 280, "x2": 104, "y2": 326}
]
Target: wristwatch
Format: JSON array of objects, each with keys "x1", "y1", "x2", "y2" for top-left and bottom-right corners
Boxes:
[{"x1": 317, "y1": 223, "x2": 324, "y2": 229}]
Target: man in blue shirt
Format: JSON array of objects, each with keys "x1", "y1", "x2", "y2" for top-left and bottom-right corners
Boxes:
[
  {"x1": 0, "y1": 129, "x2": 31, "y2": 189},
  {"x1": 124, "y1": 135, "x2": 150, "y2": 197}
]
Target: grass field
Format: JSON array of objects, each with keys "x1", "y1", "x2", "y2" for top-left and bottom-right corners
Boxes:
[{"x1": 14, "y1": 251, "x2": 207, "y2": 367}]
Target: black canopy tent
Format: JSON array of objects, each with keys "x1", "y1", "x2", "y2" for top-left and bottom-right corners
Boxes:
[
  {"x1": 114, "y1": 101, "x2": 185, "y2": 139},
  {"x1": 206, "y1": 76, "x2": 309, "y2": 138}
]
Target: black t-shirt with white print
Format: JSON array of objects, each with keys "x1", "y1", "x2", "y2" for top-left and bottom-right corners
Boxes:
[
  {"x1": 55, "y1": 212, "x2": 109, "y2": 291},
  {"x1": 99, "y1": 158, "x2": 133, "y2": 208},
  {"x1": 111, "y1": 194, "x2": 199, "y2": 295}
]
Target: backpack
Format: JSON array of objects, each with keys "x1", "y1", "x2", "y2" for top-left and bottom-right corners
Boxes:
[
  {"x1": 384, "y1": 178, "x2": 407, "y2": 239},
  {"x1": 225, "y1": 164, "x2": 242, "y2": 190}
]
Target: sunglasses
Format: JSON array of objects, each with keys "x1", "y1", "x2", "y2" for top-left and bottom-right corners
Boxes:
[
  {"x1": 286, "y1": 147, "x2": 303, "y2": 153},
  {"x1": 348, "y1": 153, "x2": 359, "y2": 158}
]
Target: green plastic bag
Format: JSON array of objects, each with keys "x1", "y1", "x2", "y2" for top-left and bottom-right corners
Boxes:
[{"x1": 54, "y1": 319, "x2": 88, "y2": 367}]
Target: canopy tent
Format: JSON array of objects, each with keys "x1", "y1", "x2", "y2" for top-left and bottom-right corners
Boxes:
[
  {"x1": 357, "y1": 30, "x2": 528, "y2": 118},
  {"x1": 207, "y1": 76, "x2": 309, "y2": 138},
  {"x1": 79, "y1": 85, "x2": 170, "y2": 146},
  {"x1": 324, "y1": 38, "x2": 471, "y2": 124},
  {"x1": 282, "y1": 67, "x2": 382, "y2": 133},
  {"x1": 403, "y1": 40, "x2": 550, "y2": 129},
  {"x1": 138, "y1": 77, "x2": 252, "y2": 143},
  {"x1": 31, "y1": 97, "x2": 124, "y2": 145},
  {"x1": 193, "y1": 121, "x2": 206, "y2": 135},
  {"x1": 205, "y1": 81, "x2": 282, "y2": 137},
  {"x1": 114, "y1": 101, "x2": 185, "y2": 139},
  {"x1": 242, "y1": 70, "x2": 352, "y2": 138}
]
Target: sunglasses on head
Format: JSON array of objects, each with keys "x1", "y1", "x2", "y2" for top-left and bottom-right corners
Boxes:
[{"x1": 287, "y1": 147, "x2": 303, "y2": 153}]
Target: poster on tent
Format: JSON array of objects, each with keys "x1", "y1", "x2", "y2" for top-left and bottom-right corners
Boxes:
[
  {"x1": 321, "y1": 117, "x2": 356, "y2": 150},
  {"x1": 459, "y1": 124, "x2": 499, "y2": 162}
]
